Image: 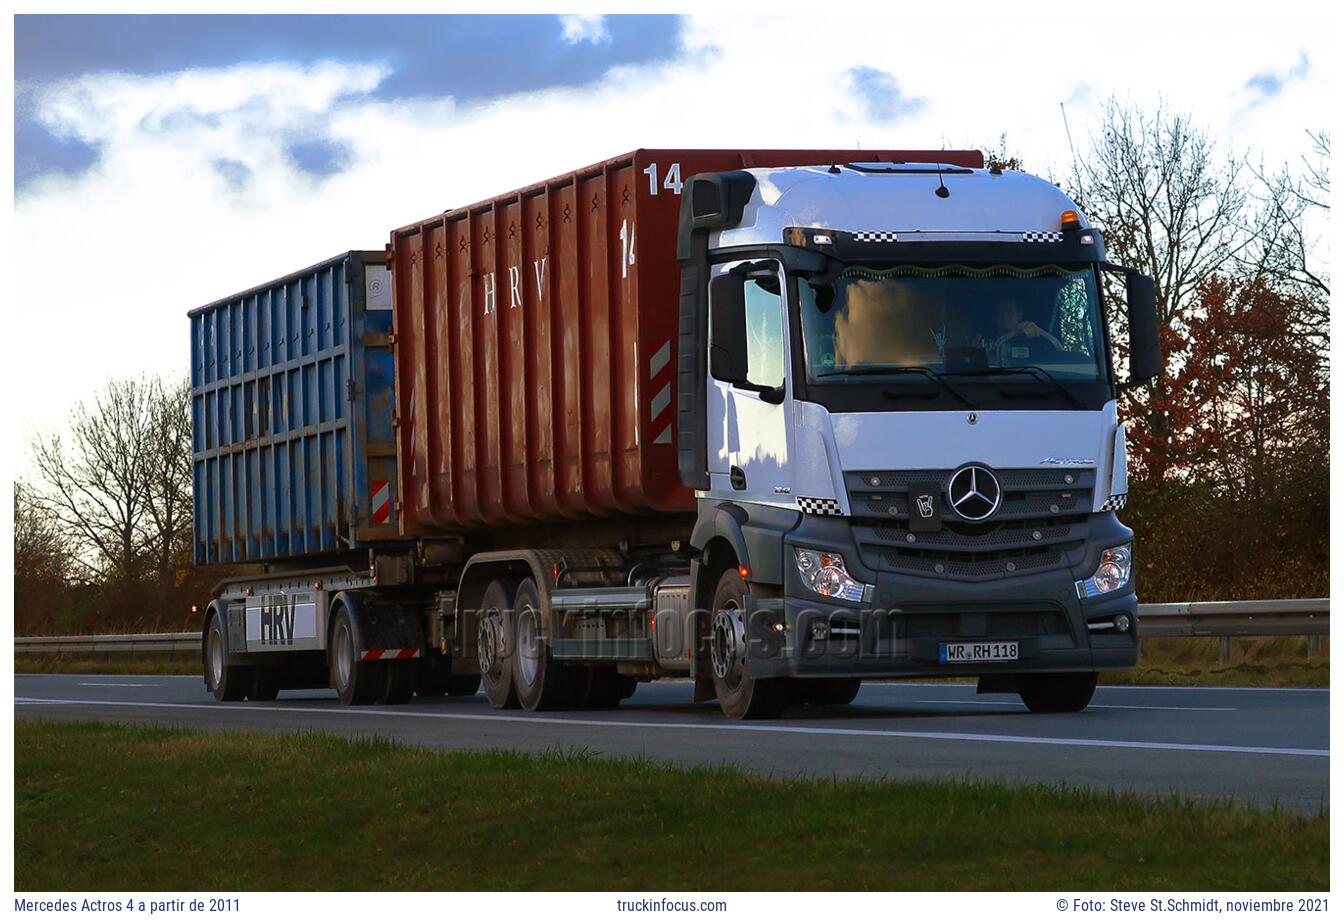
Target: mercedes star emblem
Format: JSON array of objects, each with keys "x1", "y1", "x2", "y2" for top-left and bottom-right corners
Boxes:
[{"x1": 947, "y1": 464, "x2": 1002, "y2": 522}]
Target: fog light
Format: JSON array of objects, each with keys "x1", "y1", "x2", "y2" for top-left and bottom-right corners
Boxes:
[
  {"x1": 811, "y1": 621, "x2": 830, "y2": 641},
  {"x1": 1114, "y1": 613, "x2": 1132, "y2": 633}
]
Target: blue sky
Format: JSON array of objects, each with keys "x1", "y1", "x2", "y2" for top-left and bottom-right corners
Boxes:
[
  {"x1": 16, "y1": 14, "x2": 684, "y2": 187},
  {"x1": 9, "y1": 9, "x2": 1329, "y2": 450}
]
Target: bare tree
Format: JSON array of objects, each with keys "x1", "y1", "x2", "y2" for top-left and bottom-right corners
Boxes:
[
  {"x1": 141, "y1": 378, "x2": 194, "y2": 585},
  {"x1": 1071, "y1": 98, "x2": 1252, "y2": 328},
  {"x1": 1241, "y1": 130, "x2": 1330, "y2": 342},
  {"x1": 31, "y1": 378, "x2": 159, "y2": 583},
  {"x1": 1069, "y1": 99, "x2": 1254, "y2": 483}
]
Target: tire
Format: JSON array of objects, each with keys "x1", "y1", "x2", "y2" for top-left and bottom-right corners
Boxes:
[
  {"x1": 478, "y1": 579, "x2": 519, "y2": 709},
  {"x1": 798, "y1": 678, "x2": 861, "y2": 707},
  {"x1": 512, "y1": 578, "x2": 577, "y2": 711},
  {"x1": 708, "y1": 568, "x2": 789, "y2": 720},
  {"x1": 381, "y1": 661, "x2": 417, "y2": 705},
  {"x1": 203, "y1": 612, "x2": 249, "y2": 702},
  {"x1": 1019, "y1": 672, "x2": 1098, "y2": 713},
  {"x1": 329, "y1": 604, "x2": 382, "y2": 706},
  {"x1": 248, "y1": 667, "x2": 280, "y2": 702}
]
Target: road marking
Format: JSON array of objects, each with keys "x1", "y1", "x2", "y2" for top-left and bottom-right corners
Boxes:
[
  {"x1": 77, "y1": 682, "x2": 157, "y2": 688},
  {"x1": 14, "y1": 697, "x2": 1326, "y2": 758},
  {"x1": 912, "y1": 699, "x2": 1237, "y2": 712}
]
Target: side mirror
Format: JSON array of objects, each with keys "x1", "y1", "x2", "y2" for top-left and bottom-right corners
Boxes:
[
  {"x1": 1125, "y1": 270, "x2": 1161, "y2": 386},
  {"x1": 709, "y1": 273, "x2": 748, "y2": 384}
]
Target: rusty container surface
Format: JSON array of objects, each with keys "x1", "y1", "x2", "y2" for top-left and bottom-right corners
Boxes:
[{"x1": 391, "y1": 148, "x2": 984, "y2": 535}]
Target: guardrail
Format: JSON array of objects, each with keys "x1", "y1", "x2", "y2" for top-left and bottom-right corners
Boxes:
[
  {"x1": 1136, "y1": 598, "x2": 1329, "y2": 661},
  {"x1": 13, "y1": 599, "x2": 1329, "y2": 662},
  {"x1": 15, "y1": 632, "x2": 199, "y2": 655}
]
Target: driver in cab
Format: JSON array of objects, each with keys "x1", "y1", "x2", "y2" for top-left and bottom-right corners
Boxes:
[{"x1": 976, "y1": 298, "x2": 1063, "y2": 362}]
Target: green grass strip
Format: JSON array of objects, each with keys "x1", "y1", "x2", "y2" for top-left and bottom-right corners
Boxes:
[{"x1": 15, "y1": 720, "x2": 1327, "y2": 891}]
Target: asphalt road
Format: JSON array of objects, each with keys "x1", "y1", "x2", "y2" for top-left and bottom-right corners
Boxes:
[{"x1": 15, "y1": 673, "x2": 1329, "y2": 813}]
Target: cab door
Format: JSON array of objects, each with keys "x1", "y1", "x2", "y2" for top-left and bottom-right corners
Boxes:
[{"x1": 704, "y1": 261, "x2": 792, "y2": 507}]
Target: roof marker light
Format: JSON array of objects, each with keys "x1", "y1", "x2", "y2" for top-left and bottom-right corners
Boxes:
[{"x1": 813, "y1": 233, "x2": 833, "y2": 246}]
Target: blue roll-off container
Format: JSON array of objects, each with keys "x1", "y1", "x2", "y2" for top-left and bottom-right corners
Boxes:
[{"x1": 189, "y1": 251, "x2": 400, "y2": 564}]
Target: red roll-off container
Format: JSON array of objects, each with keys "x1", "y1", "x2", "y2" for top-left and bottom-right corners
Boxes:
[{"x1": 390, "y1": 148, "x2": 984, "y2": 534}]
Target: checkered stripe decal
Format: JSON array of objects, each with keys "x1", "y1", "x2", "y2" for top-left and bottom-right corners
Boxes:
[
  {"x1": 1021, "y1": 231, "x2": 1064, "y2": 243},
  {"x1": 797, "y1": 496, "x2": 844, "y2": 516},
  {"x1": 852, "y1": 231, "x2": 900, "y2": 243},
  {"x1": 1100, "y1": 493, "x2": 1128, "y2": 511}
]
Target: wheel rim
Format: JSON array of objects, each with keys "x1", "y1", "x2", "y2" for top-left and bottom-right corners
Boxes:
[
  {"x1": 334, "y1": 623, "x2": 353, "y2": 689},
  {"x1": 710, "y1": 601, "x2": 745, "y2": 689},
  {"x1": 207, "y1": 622, "x2": 224, "y2": 688},
  {"x1": 517, "y1": 606, "x2": 540, "y2": 687},
  {"x1": 477, "y1": 608, "x2": 503, "y2": 676}
]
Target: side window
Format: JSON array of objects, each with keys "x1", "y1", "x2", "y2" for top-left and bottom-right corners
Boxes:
[
  {"x1": 744, "y1": 276, "x2": 785, "y2": 388},
  {"x1": 1054, "y1": 275, "x2": 1095, "y2": 357}
]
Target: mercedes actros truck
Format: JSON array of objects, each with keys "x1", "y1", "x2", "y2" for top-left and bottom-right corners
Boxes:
[{"x1": 192, "y1": 148, "x2": 1159, "y2": 719}]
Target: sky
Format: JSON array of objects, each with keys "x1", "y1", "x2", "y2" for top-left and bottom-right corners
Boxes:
[{"x1": 9, "y1": 9, "x2": 1333, "y2": 458}]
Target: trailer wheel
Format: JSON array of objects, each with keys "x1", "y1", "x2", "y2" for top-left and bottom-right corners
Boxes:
[
  {"x1": 248, "y1": 668, "x2": 281, "y2": 702},
  {"x1": 708, "y1": 568, "x2": 789, "y2": 720},
  {"x1": 204, "y1": 612, "x2": 248, "y2": 702},
  {"x1": 798, "y1": 678, "x2": 861, "y2": 707},
  {"x1": 512, "y1": 578, "x2": 577, "y2": 711},
  {"x1": 1019, "y1": 672, "x2": 1098, "y2": 713},
  {"x1": 478, "y1": 579, "x2": 519, "y2": 709},
  {"x1": 330, "y1": 605, "x2": 381, "y2": 706}
]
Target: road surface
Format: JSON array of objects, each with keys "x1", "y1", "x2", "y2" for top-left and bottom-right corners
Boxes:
[{"x1": 15, "y1": 673, "x2": 1328, "y2": 812}]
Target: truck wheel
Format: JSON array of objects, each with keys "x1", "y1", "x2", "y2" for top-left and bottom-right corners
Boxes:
[
  {"x1": 248, "y1": 667, "x2": 281, "y2": 702},
  {"x1": 512, "y1": 578, "x2": 576, "y2": 711},
  {"x1": 330, "y1": 605, "x2": 382, "y2": 706},
  {"x1": 381, "y1": 662, "x2": 417, "y2": 705},
  {"x1": 1019, "y1": 672, "x2": 1098, "y2": 713},
  {"x1": 798, "y1": 678, "x2": 861, "y2": 706},
  {"x1": 709, "y1": 568, "x2": 789, "y2": 720},
  {"x1": 204, "y1": 612, "x2": 248, "y2": 702},
  {"x1": 478, "y1": 579, "x2": 519, "y2": 709}
]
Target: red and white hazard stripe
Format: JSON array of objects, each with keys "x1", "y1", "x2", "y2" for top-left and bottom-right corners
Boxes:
[
  {"x1": 648, "y1": 339, "x2": 673, "y2": 445},
  {"x1": 360, "y1": 648, "x2": 422, "y2": 661},
  {"x1": 370, "y1": 479, "x2": 392, "y2": 525}
]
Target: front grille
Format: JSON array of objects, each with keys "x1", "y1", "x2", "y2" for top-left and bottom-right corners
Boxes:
[{"x1": 848, "y1": 467, "x2": 1093, "y2": 582}]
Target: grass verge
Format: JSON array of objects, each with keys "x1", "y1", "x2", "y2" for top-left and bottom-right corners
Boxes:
[
  {"x1": 16, "y1": 720, "x2": 1327, "y2": 891},
  {"x1": 15, "y1": 655, "x2": 201, "y2": 676},
  {"x1": 1101, "y1": 636, "x2": 1329, "y2": 688}
]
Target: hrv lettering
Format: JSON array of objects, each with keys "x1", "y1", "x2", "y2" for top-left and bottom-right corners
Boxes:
[{"x1": 260, "y1": 597, "x2": 297, "y2": 645}]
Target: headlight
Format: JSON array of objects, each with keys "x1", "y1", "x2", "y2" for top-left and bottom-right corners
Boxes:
[
  {"x1": 1075, "y1": 544, "x2": 1133, "y2": 598},
  {"x1": 794, "y1": 548, "x2": 868, "y2": 602}
]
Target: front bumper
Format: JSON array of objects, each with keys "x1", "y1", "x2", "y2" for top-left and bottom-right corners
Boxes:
[{"x1": 745, "y1": 513, "x2": 1139, "y2": 679}]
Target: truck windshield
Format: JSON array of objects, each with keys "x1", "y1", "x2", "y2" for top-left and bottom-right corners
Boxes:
[{"x1": 799, "y1": 264, "x2": 1107, "y2": 384}]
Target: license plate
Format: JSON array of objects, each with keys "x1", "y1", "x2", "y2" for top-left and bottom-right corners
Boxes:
[{"x1": 939, "y1": 641, "x2": 1019, "y2": 663}]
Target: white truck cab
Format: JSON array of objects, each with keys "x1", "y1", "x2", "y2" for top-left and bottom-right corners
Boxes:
[{"x1": 677, "y1": 162, "x2": 1161, "y2": 717}]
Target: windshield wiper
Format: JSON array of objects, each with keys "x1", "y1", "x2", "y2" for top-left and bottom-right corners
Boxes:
[
  {"x1": 815, "y1": 366, "x2": 974, "y2": 408},
  {"x1": 943, "y1": 365, "x2": 1083, "y2": 409}
]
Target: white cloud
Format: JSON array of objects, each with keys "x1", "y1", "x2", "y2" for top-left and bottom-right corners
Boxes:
[
  {"x1": 12, "y1": 13, "x2": 1331, "y2": 462},
  {"x1": 559, "y1": 14, "x2": 610, "y2": 45}
]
